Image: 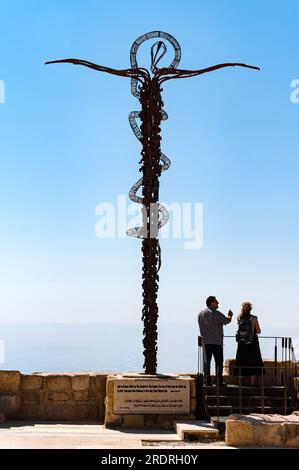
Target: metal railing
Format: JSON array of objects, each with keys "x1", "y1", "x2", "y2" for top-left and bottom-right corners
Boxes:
[
  {"x1": 223, "y1": 335, "x2": 298, "y2": 387},
  {"x1": 197, "y1": 335, "x2": 299, "y2": 421},
  {"x1": 214, "y1": 365, "x2": 290, "y2": 421}
]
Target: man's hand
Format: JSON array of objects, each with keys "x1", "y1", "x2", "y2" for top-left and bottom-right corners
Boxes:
[{"x1": 227, "y1": 310, "x2": 233, "y2": 322}]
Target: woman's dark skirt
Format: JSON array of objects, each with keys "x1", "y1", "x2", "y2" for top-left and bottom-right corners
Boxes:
[{"x1": 233, "y1": 335, "x2": 265, "y2": 376}]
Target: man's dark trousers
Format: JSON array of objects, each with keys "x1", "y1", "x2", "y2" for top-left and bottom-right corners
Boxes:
[{"x1": 204, "y1": 344, "x2": 224, "y2": 385}]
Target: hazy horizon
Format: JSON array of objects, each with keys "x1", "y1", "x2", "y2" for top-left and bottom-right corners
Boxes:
[{"x1": 0, "y1": 322, "x2": 298, "y2": 375}]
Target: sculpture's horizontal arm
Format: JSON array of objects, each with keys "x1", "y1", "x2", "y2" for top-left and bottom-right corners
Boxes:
[
  {"x1": 45, "y1": 58, "x2": 150, "y2": 82},
  {"x1": 157, "y1": 62, "x2": 260, "y2": 83}
]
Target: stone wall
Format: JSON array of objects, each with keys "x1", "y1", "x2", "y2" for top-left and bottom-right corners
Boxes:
[
  {"x1": 0, "y1": 371, "x2": 21, "y2": 419},
  {"x1": 0, "y1": 371, "x2": 108, "y2": 421}
]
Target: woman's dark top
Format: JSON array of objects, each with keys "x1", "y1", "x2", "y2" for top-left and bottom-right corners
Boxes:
[{"x1": 234, "y1": 314, "x2": 265, "y2": 376}]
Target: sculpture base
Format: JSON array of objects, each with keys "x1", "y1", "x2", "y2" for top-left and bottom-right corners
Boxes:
[{"x1": 104, "y1": 373, "x2": 196, "y2": 429}]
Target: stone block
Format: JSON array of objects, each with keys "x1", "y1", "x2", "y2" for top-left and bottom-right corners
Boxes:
[
  {"x1": 122, "y1": 414, "x2": 144, "y2": 428},
  {"x1": 225, "y1": 413, "x2": 299, "y2": 447},
  {"x1": 89, "y1": 376, "x2": 97, "y2": 394},
  {"x1": 22, "y1": 375, "x2": 43, "y2": 391},
  {"x1": 21, "y1": 403, "x2": 46, "y2": 420},
  {"x1": 105, "y1": 376, "x2": 115, "y2": 418},
  {"x1": 72, "y1": 404, "x2": 99, "y2": 421},
  {"x1": 73, "y1": 390, "x2": 94, "y2": 402},
  {"x1": 46, "y1": 403, "x2": 76, "y2": 421},
  {"x1": 157, "y1": 414, "x2": 174, "y2": 429},
  {"x1": 72, "y1": 375, "x2": 90, "y2": 391},
  {"x1": 113, "y1": 374, "x2": 191, "y2": 414},
  {"x1": 144, "y1": 414, "x2": 158, "y2": 429},
  {"x1": 104, "y1": 374, "x2": 194, "y2": 429},
  {"x1": 0, "y1": 371, "x2": 21, "y2": 393},
  {"x1": 284, "y1": 423, "x2": 299, "y2": 446},
  {"x1": 0, "y1": 393, "x2": 20, "y2": 418},
  {"x1": 225, "y1": 415, "x2": 254, "y2": 446},
  {"x1": 47, "y1": 391, "x2": 70, "y2": 401},
  {"x1": 46, "y1": 375, "x2": 71, "y2": 392},
  {"x1": 104, "y1": 411, "x2": 122, "y2": 428},
  {"x1": 95, "y1": 374, "x2": 107, "y2": 394},
  {"x1": 22, "y1": 390, "x2": 44, "y2": 405},
  {"x1": 46, "y1": 402, "x2": 98, "y2": 421},
  {"x1": 190, "y1": 380, "x2": 196, "y2": 399}
]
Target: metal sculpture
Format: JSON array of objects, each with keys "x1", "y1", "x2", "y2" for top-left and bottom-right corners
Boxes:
[{"x1": 46, "y1": 31, "x2": 259, "y2": 374}]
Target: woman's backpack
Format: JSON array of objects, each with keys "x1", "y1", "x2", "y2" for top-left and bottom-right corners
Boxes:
[{"x1": 236, "y1": 315, "x2": 255, "y2": 346}]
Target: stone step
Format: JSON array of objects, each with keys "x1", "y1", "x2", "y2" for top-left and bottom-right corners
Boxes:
[
  {"x1": 174, "y1": 420, "x2": 219, "y2": 441},
  {"x1": 232, "y1": 406, "x2": 296, "y2": 414},
  {"x1": 204, "y1": 385, "x2": 287, "y2": 397},
  {"x1": 208, "y1": 405, "x2": 296, "y2": 416},
  {"x1": 206, "y1": 395, "x2": 293, "y2": 407},
  {"x1": 218, "y1": 374, "x2": 293, "y2": 387},
  {"x1": 206, "y1": 405, "x2": 233, "y2": 416},
  {"x1": 0, "y1": 393, "x2": 20, "y2": 419},
  {"x1": 232, "y1": 406, "x2": 273, "y2": 413}
]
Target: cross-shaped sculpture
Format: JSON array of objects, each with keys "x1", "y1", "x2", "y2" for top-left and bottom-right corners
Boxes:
[{"x1": 46, "y1": 31, "x2": 259, "y2": 374}]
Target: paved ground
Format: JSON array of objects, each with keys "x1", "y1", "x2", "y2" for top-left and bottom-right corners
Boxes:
[{"x1": 0, "y1": 422, "x2": 231, "y2": 449}]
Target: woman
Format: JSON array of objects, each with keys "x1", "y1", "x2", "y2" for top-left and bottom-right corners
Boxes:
[{"x1": 234, "y1": 302, "x2": 265, "y2": 386}]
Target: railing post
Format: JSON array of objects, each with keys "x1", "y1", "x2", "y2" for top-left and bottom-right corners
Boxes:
[
  {"x1": 261, "y1": 367, "x2": 265, "y2": 414},
  {"x1": 197, "y1": 336, "x2": 201, "y2": 375},
  {"x1": 274, "y1": 337, "x2": 277, "y2": 386},
  {"x1": 283, "y1": 369, "x2": 288, "y2": 416},
  {"x1": 288, "y1": 338, "x2": 292, "y2": 387},
  {"x1": 201, "y1": 336, "x2": 207, "y2": 385},
  {"x1": 281, "y1": 338, "x2": 285, "y2": 385},
  {"x1": 238, "y1": 367, "x2": 242, "y2": 414},
  {"x1": 216, "y1": 366, "x2": 220, "y2": 425},
  {"x1": 290, "y1": 340, "x2": 295, "y2": 378}
]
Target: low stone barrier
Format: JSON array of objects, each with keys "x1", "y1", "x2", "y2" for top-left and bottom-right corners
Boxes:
[
  {"x1": 225, "y1": 412, "x2": 299, "y2": 447},
  {"x1": 0, "y1": 370, "x2": 110, "y2": 421},
  {"x1": 224, "y1": 359, "x2": 295, "y2": 386},
  {"x1": 0, "y1": 370, "x2": 197, "y2": 423}
]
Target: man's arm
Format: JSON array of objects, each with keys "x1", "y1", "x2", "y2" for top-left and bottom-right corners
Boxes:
[{"x1": 217, "y1": 310, "x2": 233, "y2": 325}]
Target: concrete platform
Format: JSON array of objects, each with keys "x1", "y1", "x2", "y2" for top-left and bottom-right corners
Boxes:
[{"x1": 0, "y1": 421, "x2": 227, "y2": 449}]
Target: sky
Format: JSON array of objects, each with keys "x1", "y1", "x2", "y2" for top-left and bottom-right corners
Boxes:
[{"x1": 0, "y1": 0, "x2": 299, "y2": 328}]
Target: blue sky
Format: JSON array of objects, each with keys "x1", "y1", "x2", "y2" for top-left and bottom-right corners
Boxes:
[{"x1": 0, "y1": 0, "x2": 299, "y2": 329}]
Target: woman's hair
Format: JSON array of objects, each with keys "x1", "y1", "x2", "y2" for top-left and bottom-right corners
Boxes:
[{"x1": 237, "y1": 302, "x2": 253, "y2": 323}]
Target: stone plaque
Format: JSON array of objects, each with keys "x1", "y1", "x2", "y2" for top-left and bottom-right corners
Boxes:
[{"x1": 113, "y1": 376, "x2": 190, "y2": 414}]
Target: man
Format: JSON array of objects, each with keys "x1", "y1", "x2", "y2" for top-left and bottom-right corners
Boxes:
[{"x1": 198, "y1": 296, "x2": 233, "y2": 386}]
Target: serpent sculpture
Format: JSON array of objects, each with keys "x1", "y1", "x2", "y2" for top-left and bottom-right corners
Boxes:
[{"x1": 46, "y1": 31, "x2": 259, "y2": 374}]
